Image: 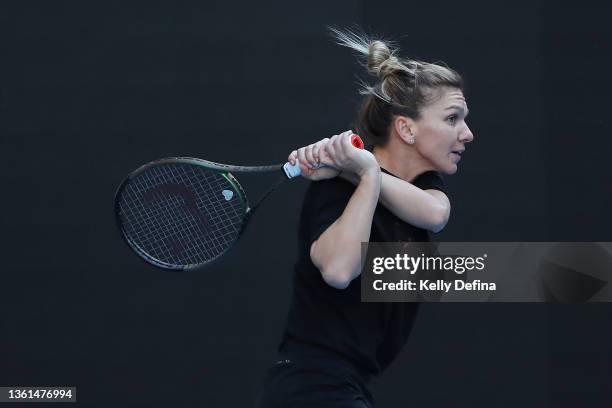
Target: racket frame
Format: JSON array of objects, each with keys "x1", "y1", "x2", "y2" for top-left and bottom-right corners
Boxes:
[{"x1": 114, "y1": 157, "x2": 253, "y2": 271}]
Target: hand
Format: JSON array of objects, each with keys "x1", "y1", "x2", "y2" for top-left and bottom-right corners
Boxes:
[
  {"x1": 288, "y1": 133, "x2": 346, "y2": 181},
  {"x1": 323, "y1": 131, "x2": 379, "y2": 177}
]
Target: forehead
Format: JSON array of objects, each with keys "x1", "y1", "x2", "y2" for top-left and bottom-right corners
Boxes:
[{"x1": 427, "y1": 88, "x2": 467, "y2": 110}]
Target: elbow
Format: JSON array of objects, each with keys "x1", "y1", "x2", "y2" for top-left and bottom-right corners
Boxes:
[
  {"x1": 310, "y1": 240, "x2": 355, "y2": 289},
  {"x1": 320, "y1": 266, "x2": 352, "y2": 289},
  {"x1": 430, "y1": 217, "x2": 447, "y2": 234},
  {"x1": 429, "y1": 205, "x2": 450, "y2": 234}
]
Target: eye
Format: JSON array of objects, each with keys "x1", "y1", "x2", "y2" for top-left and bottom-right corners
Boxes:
[{"x1": 446, "y1": 114, "x2": 458, "y2": 125}]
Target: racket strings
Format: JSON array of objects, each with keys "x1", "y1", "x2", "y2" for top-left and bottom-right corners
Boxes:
[{"x1": 118, "y1": 163, "x2": 246, "y2": 267}]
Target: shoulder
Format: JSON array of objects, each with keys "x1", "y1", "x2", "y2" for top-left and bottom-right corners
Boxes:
[
  {"x1": 303, "y1": 177, "x2": 355, "y2": 205},
  {"x1": 411, "y1": 171, "x2": 446, "y2": 193},
  {"x1": 299, "y1": 177, "x2": 356, "y2": 245}
]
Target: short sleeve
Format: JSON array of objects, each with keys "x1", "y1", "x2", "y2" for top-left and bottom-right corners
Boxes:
[
  {"x1": 303, "y1": 178, "x2": 354, "y2": 246},
  {"x1": 411, "y1": 171, "x2": 446, "y2": 193}
]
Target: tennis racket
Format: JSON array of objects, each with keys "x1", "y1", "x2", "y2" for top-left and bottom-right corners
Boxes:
[{"x1": 114, "y1": 134, "x2": 364, "y2": 271}]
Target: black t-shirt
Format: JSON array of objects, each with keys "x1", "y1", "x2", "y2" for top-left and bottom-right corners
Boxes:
[{"x1": 278, "y1": 168, "x2": 446, "y2": 379}]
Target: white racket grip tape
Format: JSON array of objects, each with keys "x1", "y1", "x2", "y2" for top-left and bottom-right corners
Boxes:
[
  {"x1": 283, "y1": 161, "x2": 301, "y2": 179},
  {"x1": 283, "y1": 160, "x2": 324, "y2": 179}
]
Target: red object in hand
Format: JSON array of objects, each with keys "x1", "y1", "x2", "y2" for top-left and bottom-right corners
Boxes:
[{"x1": 350, "y1": 134, "x2": 365, "y2": 149}]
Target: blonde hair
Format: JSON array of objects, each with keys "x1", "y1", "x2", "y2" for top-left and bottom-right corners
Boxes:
[{"x1": 329, "y1": 27, "x2": 464, "y2": 145}]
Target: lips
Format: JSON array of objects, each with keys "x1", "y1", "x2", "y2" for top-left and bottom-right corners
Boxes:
[
  {"x1": 451, "y1": 150, "x2": 464, "y2": 161},
  {"x1": 451, "y1": 151, "x2": 464, "y2": 160}
]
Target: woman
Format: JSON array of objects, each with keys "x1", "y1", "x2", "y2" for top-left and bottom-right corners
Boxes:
[{"x1": 256, "y1": 28, "x2": 473, "y2": 407}]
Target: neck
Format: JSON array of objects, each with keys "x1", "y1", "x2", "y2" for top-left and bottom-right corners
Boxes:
[{"x1": 373, "y1": 140, "x2": 436, "y2": 182}]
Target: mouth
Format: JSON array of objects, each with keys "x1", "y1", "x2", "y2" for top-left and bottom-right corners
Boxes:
[{"x1": 451, "y1": 150, "x2": 464, "y2": 159}]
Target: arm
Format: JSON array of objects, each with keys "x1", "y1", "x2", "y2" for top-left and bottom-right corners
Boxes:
[
  {"x1": 288, "y1": 131, "x2": 450, "y2": 233},
  {"x1": 307, "y1": 132, "x2": 381, "y2": 289},
  {"x1": 340, "y1": 171, "x2": 450, "y2": 233},
  {"x1": 310, "y1": 168, "x2": 381, "y2": 289}
]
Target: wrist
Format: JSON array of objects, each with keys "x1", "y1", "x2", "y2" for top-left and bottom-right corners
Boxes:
[{"x1": 359, "y1": 166, "x2": 381, "y2": 182}]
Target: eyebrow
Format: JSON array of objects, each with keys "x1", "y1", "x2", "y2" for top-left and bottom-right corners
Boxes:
[{"x1": 446, "y1": 105, "x2": 469, "y2": 115}]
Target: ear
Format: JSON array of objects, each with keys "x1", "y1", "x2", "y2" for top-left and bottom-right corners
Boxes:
[{"x1": 393, "y1": 116, "x2": 417, "y2": 144}]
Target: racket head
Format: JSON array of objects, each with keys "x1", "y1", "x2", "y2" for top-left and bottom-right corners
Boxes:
[{"x1": 114, "y1": 157, "x2": 249, "y2": 271}]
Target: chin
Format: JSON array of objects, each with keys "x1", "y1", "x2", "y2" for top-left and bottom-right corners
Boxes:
[{"x1": 436, "y1": 162, "x2": 458, "y2": 175}]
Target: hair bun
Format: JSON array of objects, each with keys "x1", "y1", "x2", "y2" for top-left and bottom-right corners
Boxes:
[
  {"x1": 367, "y1": 41, "x2": 391, "y2": 76},
  {"x1": 368, "y1": 41, "x2": 403, "y2": 80}
]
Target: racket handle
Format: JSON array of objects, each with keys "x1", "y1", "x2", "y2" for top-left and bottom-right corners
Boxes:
[{"x1": 283, "y1": 134, "x2": 364, "y2": 179}]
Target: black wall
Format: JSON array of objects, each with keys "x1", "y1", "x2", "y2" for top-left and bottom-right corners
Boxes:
[{"x1": 1, "y1": 1, "x2": 611, "y2": 406}]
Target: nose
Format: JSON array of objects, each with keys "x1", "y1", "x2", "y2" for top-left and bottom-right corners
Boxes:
[{"x1": 460, "y1": 123, "x2": 474, "y2": 143}]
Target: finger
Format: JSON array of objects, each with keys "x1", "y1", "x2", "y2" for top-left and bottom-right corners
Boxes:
[
  {"x1": 311, "y1": 143, "x2": 320, "y2": 161},
  {"x1": 312, "y1": 142, "x2": 323, "y2": 164},
  {"x1": 325, "y1": 136, "x2": 337, "y2": 156},
  {"x1": 324, "y1": 141, "x2": 339, "y2": 167},
  {"x1": 297, "y1": 147, "x2": 310, "y2": 169},
  {"x1": 313, "y1": 138, "x2": 330, "y2": 163},
  {"x1": 304, "y1": 144, "x2": 316, "y2": 168},
  {"x1": 332, "y1": 133, "x2": 347, "y2": 161},
  {"x1": 300, "y1": 163, "x2": 311, "y2": 175},
  {"x1": 341, "y1": 131, "x2": 353, "y2": 150},
  {"x1": 318, "y1": 136, "x2": 331, "y2": 146},
  {"x1": 333, "y1": 133, "x2": 344, "y2": 149},
  {"x1": 288, "y1": 150, "x2": 297, "y2": 165},
  {"x1": 312, "y1": 139, "x2": 329, "y2": 163}
]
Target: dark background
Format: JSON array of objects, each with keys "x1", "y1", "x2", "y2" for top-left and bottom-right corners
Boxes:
[{"x1": 1, "y1": 0, "x2": 611, "y2": 407}]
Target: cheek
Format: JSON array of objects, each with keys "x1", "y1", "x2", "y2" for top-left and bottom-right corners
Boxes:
[
  {"x1": 420, "y1": 125, "x2": 454, "y2": 155},
  {"x1": 416, "y1": 122, "x2": 458, "y2": 174}
]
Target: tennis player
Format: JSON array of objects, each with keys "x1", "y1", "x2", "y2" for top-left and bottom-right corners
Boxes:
[{"x1": 256, "y1": 28, "x2": 473, "y2": 407}]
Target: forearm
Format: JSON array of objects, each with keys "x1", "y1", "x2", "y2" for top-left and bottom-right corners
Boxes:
[
  {"x1": 340, "y1": 171, "x2": 449, "y2": 232},
  {"x1": 311, "y1": 169, "x2": 381, "y2": 289}
]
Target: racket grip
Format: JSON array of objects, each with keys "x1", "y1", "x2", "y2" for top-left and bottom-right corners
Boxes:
[{"x1": 283, "y1": 134, "x2": 364, "y2": 179}]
